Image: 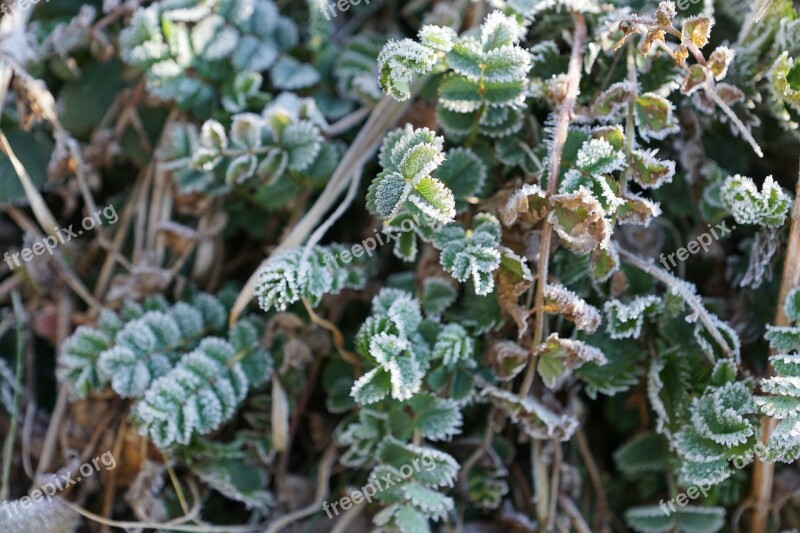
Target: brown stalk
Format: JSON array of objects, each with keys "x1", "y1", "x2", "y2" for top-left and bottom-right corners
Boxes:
[
  {"x1": 748, "y1": 172, "x2": 800, "y2": 532},
  {"x1": 518, "y1": 11, "x2": 587, "y2": 399}
]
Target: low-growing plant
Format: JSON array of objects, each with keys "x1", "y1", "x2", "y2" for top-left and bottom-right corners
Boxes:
[{"x1": 0, "y1": 0, "x2": 799, "y2": 532}]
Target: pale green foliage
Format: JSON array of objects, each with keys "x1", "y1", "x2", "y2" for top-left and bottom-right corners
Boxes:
[
  {"x1": 335, "y1": 34, "x2": 386, "y2": 105},
  {"x1": 367, "y1": 124, "x2": 454, "y2": 225},
  {"x1": 720, "y1": 174, "x2": 792, "y2": 228},
  {"x1": 185, "y1": 439, "x2": 274, "y2": 510},
  {"x1": 369, "y1": 438, "x2": 459, "y2": 531},
  {"x1": 604, "y1": 296, "x2": 662, "y2": 340},
  {"x1": 757, "y1": 293, "x2": 800, "y2": 462},
  {"x1": 433, "y1": 213, "x2": 502, "y2": 295},
  {"x1": 132, "y1": 325, "x2": 272, "y2": 449},
  {"x1": 351, "y1": 289, "x2": 430, "y2": 404},
  {"x1": 118, "y1": 0, "x2": 311, "y2": 113},
  {"x1": 165, "y1": 94, "x2": 338, "y2": 195},
  {"x1": 379, "y1": 12, "x2": 532, "y2": 139},
  {"x1": 337, "y1": 409, "x2": 390, "y2": 467},
  {"x1": 255, "y1": 244, "x2": 368, "y2": 312},
  {"x1": 421, "y1": 277, "x2": 458, "y2": 318},
  {"x1": 674, "y1": 380, "x2": 759, "y2": 486},
  {"x1": 784, "y1": 287, "x2": 800, "y2": 322},
  {"x1": 59, "y1": 294, "x2": 227, "y2": 399},
  {"x1": 613, "y1": 432, "x2": 670, "y2": 476},
  {"x1": 770, "y1": 51, "x2": 800, "y2": 113},
  {"x1": 432, "y1": 323, "x2": 475, "y2": 367}
]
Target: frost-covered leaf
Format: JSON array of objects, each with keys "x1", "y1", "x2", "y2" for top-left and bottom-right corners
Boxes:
[
  {"x1": 625, "y1": 505, "x2": 725, "y2": 533},
  {"x1": 682, "y1": 15, "x2": 714, "y2": 49},
  {"x1": 614, "y1": 432, "x2": 670, "y2": 475},
  {"x1": 436, "y1": 147, "x2": 487, "y2": 201},
  {"x1": 548, "y1": 189, "x2": 610, "y2": 253},
  {"x1": 481, "y1": 384, "x2": 578, "y2": 440},
  {"x1": 770, "y1": 51, "x2": 800, "y2": 112},
  {"x1": 784, "y1": 287, "x2": 800, "y2": 323},
  {"x1": 433, "y1": 214, "x2": 502, "y2": 295},
  {"x1": 604, "y1": 296, "x2": 661, "y2": 340},
  {"x1": 535, "y1": 333, "x2": 606, "y2": 389},
  {"x1": 721, "y1": 174, "x2": 791, "y2": 228},
  {"x1": 634, "y1": 93, "x2": 680, "y2": 142},
  {"x1": 630, "y1": 149, "x2": 676, "y2": 189},
  {"x1": 409, "y1": 393, "x2": 463, "y2": 441},
  {"x1": 378, "y1": 39, "x2": 439, "y2": 101},
  {"x1": 542, "y1": 284, "x2": 601, "y2": 333},
  {"x1": 270, "y1": 56, "x2": 320, "y2": 90},
  {"x1": 421, "y1": 278, "x2": 457, "y2": 318},
  {"x1": 132, "y1": 336, "x2": 270, "y2": 449},
  {"x1": 256, "y1": 246, "x2": 367, "y2": 312},
  {"x1": 432, "y1": 323, "x2": 475, "y2": 367}
]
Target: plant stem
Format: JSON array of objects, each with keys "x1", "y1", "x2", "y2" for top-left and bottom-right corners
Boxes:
[
  {"x1": 617, "y1": 246, "x2": 734, "y2": 359},
  {"x1": 519, "y1": 11, "x2": 587, "y2": 399},
  {"x1": 0, "y1": 290, "x2": 26, "y2": 502},
  {"x1": 748, "y1": 172, "x2": 800, "y2": 533}
]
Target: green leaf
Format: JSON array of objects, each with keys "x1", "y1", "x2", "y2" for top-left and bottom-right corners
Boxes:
[
  {"x1": 0, "y1": 130, "x2": 55, "y2": 208},
  {"x1": 634, "y1": 93, "x2": 679, "y2": 141},
  {"x1": 535, "y1": 333, "x2": 606, "y2": 389},
  {"x1": 614, "y1": 432, "x2": 670, "y2": 475}
]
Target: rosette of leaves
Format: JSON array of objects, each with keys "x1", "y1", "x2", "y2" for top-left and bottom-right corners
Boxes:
[
  {"x1": 720, "y1": 174, "x2": 792, "y2": 228},
  {"x1": 432, "y1": 213, "x2": 503, "y2": 296},
  {"x1": 58, "y1": 293, "x2": 228, "y2": 399},
  {"x1": 350, "y1": 289, "x2": 432, "y2": 404},
  {"x1": 96, "y1": 302, "x2": 228, "y2": 399},
  {"x1": 189, "y1": 108, "x2": 331, "y2": 189},
  {"x1": 378, "y1": 141, "x2": 488, "y2": 262},
  {"x1": 369, "y1": 438, "x2": 459, "y2": 533},
  {"x1": 118, "y1": 0, "x2": 316, "y2": 114},
  {"x1": 255, "y1": 244, "x2": 368, "y2": 312},
  {"x1": 366, "y1": 125, "x2": 456, "y2": 226},
  {"x1": 673, "y1": 370, "x2": 760, "y2": 487},
  {"x1": 378, "y1": 12, "x2": 532, "y2": 140},
  {"x1": 163, "y1": 94, "x2": 339, "y2": 196},
  {"x1": 132, "y1": 323, "x2": 273, "y2": 449},
  {"x1": 757, "y1": 288, "x2": 800, "y2": 462}
]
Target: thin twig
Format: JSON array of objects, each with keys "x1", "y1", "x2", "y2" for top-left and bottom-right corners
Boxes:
[
  {"x1": 229, "y1": 92, "x2": 414, "y2": 324},
  {"x1": 264, "y1": 445, "x2": 338, "y2": 533},
  {"x1": 0, "y1": 290, "x2": 25, "y2": 502},
  {"x1": 519, "y1": 11, "x2": 587, "y2": 398},
  {"x1": 617, "y1": 246, "x2": 734, "y2": 359}
]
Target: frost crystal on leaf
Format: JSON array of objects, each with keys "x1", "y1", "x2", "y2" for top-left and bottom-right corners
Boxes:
[{"x1": 721, "y1": 174, "x2": 792, "y2": 228}]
